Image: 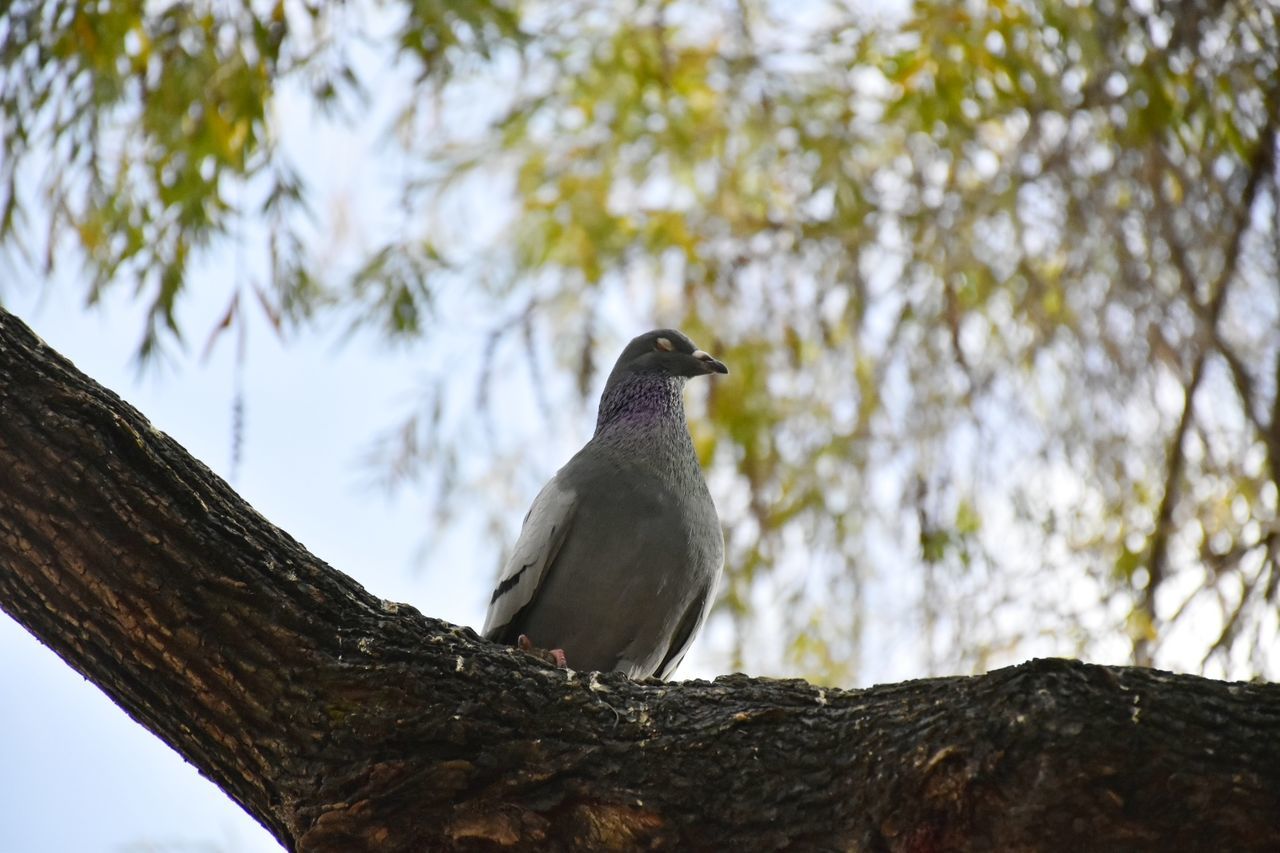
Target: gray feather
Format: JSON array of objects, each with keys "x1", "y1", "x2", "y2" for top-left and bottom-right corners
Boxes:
[{"x1": 481, "y1": 477, "x2": 576, "y2": 638}]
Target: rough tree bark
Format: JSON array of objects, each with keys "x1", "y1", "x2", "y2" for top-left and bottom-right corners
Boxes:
[{"x1": 0, "y1": 305, "x2": 1278, "y2": 852}]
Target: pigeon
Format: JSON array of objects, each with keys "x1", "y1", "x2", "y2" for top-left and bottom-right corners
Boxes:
[{"x1": 482, "y1": 329, "x2": 728, "y2": 680}]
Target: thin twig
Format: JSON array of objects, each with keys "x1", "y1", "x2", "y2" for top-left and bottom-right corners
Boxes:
[{"x1": 1137, "y1": 116, "x2": 1277, "y2": 666}]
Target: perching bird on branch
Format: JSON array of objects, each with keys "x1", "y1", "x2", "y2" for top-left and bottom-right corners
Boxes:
[{"x1": 483, "y1": 329, "x2": 728, "y2": 680}]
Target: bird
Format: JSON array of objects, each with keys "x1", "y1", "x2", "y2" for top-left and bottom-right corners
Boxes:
[{"x1": 482, "y1": 328, "x2": 728, "y2": 680}]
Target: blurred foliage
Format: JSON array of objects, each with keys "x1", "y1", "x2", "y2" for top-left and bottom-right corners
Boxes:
[
  {"x1": 3, "y1": 0, "x2": 1279, "y2": 682},
  {"x1": 0, "y1": 0, "x2": 519, "y2": 353}
]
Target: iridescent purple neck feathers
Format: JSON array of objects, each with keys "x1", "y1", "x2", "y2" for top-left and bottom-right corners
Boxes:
[{"x1": 594, "y1": 373, "x2": 688, "y2": 436}]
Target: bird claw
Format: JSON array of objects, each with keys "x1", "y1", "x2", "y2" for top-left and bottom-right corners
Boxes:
[{"x1": 517, "y1": 634, "x2": 568, "y2": 668}]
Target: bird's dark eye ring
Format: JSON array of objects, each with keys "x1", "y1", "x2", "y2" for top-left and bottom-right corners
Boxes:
[{"x1": 655, "y1": 337, "x2": 674, "y2": 352}]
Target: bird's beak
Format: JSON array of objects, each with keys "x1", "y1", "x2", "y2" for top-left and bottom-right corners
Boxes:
[{"x1": 693, "y1": 349, "x2": 729, "y2": 375}]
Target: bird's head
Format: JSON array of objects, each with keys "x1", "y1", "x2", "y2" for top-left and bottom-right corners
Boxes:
[{"x1": 607, "y1": 329, "x2": 729, "y2": 384}]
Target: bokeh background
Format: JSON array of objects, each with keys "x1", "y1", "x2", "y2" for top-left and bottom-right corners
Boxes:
[{"x1": 3, "y1": 0, "x2": 1279, "y2": 849}]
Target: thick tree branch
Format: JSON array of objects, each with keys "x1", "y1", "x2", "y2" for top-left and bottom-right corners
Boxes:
[{"x1": 2, "y1": 306, "x2": 1279, "y2": 852}]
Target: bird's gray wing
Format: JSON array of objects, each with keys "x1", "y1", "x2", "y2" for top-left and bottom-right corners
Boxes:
[
  {"x1": 481, "y1": 476, "x2": 577, "y2": 641},
  {"x1": 654, "y1": 583, "x2": 715, "y2": 680}
]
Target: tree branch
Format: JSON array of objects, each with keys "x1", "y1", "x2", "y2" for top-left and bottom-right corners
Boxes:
[{"x1": 2, "y1": 305, "x2": 1280, "y2": 852}]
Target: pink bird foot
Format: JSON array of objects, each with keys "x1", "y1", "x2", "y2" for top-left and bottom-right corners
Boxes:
[{"x1": 517, "y1": 634, "x2": 567, "y2": 668}]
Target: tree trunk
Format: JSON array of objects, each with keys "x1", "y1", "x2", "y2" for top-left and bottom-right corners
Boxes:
[{"x1": 1, "y1": 306, "x2": 1277, "y2": 852}]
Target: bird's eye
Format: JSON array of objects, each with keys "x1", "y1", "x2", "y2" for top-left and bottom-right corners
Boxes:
[{"x1": 655, "y1": 337, "x2": 674, "y2": 352}]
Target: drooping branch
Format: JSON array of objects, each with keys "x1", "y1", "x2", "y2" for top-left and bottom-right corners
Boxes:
[
  {"x1": 1, "y1": 306, "x2": 1279, "y2": 852},
  {"x1": 1137, "y1": 119, "x2": 1279, "y2": 666}
]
